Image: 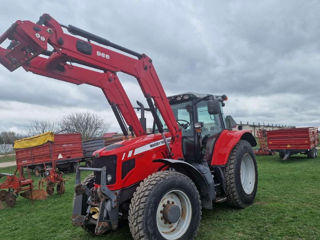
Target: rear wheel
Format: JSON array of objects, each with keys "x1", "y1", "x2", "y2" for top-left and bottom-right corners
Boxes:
[
  {"x1": 225, "y1": 140, "x2": 258, "y2": 208},
  {"x1": 129, "y1": 171, "x2": 201, "y2": 240}
]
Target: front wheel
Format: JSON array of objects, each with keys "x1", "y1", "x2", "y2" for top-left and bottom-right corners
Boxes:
[
  {"x1": 129, "y1": 171, "x2": 201, "y2": 240},
  {"x1": 225, "y1": 140, "x2": 258, "y2": 208}
]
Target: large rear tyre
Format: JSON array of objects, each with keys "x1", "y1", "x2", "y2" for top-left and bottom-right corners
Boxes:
[
  {"x1": 129, "y1": 171, "x2": 201, "y2": 240},
  {"x1": 225, "y1": 140, "x2": 258, "y2": 208}
]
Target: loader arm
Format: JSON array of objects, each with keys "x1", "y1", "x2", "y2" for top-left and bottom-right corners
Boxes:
[{"x1": 0, "y1": 14, "x2": 183, "y2": 158}]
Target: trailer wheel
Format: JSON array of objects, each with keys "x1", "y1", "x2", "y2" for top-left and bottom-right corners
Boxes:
[
  {"x1": 57, "y1": 181, "x2": 65, "y2": 195},
  {"x1": 34, "y1": 167, "x2": 42, "y2": 177},
  {"x1": 46, "y1": 182, "x2": 55, "y2": 195},
  {"x1": 308, "y1": 148, "x2": 317, "y2": 158},
  {"x1": 279, "y1": 151, "x2": 285, "y2": 159},
  {"x1": 0, "y1": 190, "x2": 8, "y2": 201},
  {"x1": 5, "y1": 192, "x2": 16, "y2": 207},
  {"x1": 129, "y1": 171, "x2": 201, "y2": 240},
  {"x1": 225, "y1": 140, "x2": 258, "y2": 208}
]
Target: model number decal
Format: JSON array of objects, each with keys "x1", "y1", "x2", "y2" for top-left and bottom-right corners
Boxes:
[
  {"x1": 134, "y1": 138, "x2": 171, "y2": 156},
  {"x1": 96, "y1": 51, "x2": 110, "y2": 60}
]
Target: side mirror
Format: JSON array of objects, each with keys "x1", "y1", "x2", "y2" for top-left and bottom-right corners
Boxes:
[
  {"x1": 207, "y1": 99, "x2": 221, "y2": 115},
  {"x1": 225, "y1": 115, "x2": 237, "y2": 129}
]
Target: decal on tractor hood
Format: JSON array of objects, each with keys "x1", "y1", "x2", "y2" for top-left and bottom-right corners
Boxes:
[{"x1": 133, "y1": 137, "x2": 171, "y2": 156}]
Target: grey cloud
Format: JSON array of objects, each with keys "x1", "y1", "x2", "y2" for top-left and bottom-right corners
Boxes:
[{"x1": 0, "y1": 0, "x2": 320, "y2": 132}]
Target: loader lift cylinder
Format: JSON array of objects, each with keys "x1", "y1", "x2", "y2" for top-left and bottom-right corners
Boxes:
[{"x1": 66, "y1": 25, "x2": 143, "y2": 59}]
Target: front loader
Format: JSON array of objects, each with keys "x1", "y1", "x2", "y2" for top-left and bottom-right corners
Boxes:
[{"x1": 0, "y1": 14, "x2": 258, "y2": 240}]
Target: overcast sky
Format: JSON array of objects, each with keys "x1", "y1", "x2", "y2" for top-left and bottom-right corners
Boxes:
[{"x1": 0, "y1": 0, "x2": 320, "y2": 133}]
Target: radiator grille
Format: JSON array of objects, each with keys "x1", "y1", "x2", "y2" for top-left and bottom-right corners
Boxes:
[{"x1": 92, "y1": 155, "x2": 117, "y2": 185}]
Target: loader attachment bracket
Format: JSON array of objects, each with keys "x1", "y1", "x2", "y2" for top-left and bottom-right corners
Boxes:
[
  {"x1": 0, "y1": 21, "x2": 48, "y2": 71},
  {"x1": 72, "y1": 164, "x2": 119, "y2": 234}
]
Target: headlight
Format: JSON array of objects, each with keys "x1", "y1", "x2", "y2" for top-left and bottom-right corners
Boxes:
[{"x1": 107, "y1": 174, "x2": 112, "y2": 183}]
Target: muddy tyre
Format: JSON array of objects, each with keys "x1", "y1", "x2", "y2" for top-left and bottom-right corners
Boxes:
[
  {"x1": 46, "y1": 182, "x2": 55, "y2": 195},
  {"x1": 0, "y1": 190, "x2": 8, "y2": 201},
  {"x1": 5, "y1": 192, "x2": 16, "y2": 207},
  {"x1": 129, "y1": 171, "x2": 201, "y2": 240},
  {"x1": 82, "y1": 173, "x2": 95, "y2": 189},
  {"x1": 225, "y1": 140, "x2": 258, "y2": 208},
  {"x1": 57, "y1": 181, "x2": 65, "y2": 195},
  {"x1": 81, "y1": 174, "x2": 96, "y2": 234}
]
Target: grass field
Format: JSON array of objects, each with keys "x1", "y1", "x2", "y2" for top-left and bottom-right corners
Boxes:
[
  {"x1": 0, "y1": 154, "x2": 320, "y2": 240},
  {"x1": 0, "y1": 154, "x2": 15, "y2": 164}
]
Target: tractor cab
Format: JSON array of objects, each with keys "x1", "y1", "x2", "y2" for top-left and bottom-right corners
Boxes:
[{"x1": 160, "y1": 93, "x2": 234, "y2": 163}]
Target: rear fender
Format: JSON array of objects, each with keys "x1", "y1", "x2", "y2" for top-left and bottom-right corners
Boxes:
[
  {"x1": 211, "y1": 130, "x2": 256, "y2": 166},
  {"x1": 154, "y1": 159, "x2": 215, "y2": 209}
]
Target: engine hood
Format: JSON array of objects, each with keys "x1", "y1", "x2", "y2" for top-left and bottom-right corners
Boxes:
[{"x1": 93, "y1": 133, "x2": 171, "y2": 157}]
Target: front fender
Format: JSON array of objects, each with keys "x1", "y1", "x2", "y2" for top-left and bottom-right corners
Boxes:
[
  {"x1": 211, "y1": 130, "x2": 256, "y2": 166},
  {"x1": 154, "y1": 159, "x2": 215, "y2": 209}
]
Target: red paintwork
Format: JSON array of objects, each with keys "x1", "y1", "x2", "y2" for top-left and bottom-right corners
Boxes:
[
  {"x1": 0, "y1": 173, "x2": 33, "y2": 194},
  {"x1": 0, "y1": 14, "x2": 183, "y2": 159},
  {"x1": 210, "y1": 130, "x2": 253, "y2": 166},
  {"x1": 15, "y1": 133, "x2": 83, "y2": 168},
  {"x1": 94, "y1": 133, "x2": 171, "y2": 190},
  {"x1": 0, "y1": 14, "x2": 254, "y2": 193},
  {"x1": 267, "y1": 127, "x2": 319, "y2": 150}
]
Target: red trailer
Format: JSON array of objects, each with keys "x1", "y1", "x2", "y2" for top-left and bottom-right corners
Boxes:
[
  {"x1": 15, "y1": 133, "x2": 84, "y2": 175},
  {"x1": 267, "y1": 127, "x2": 319, "y2": 160}
]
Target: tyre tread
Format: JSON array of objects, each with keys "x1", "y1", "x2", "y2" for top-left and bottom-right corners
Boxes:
[{"x1": 128, "y1": 171, "x2": 201, "y2": 240}]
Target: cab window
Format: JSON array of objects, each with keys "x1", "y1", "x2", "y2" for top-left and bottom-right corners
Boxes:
[{"x1": 197, "y1": 101, "x2": 222, "y2": 136}]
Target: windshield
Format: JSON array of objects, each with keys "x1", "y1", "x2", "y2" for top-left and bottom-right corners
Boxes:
[{"x1": 155, "y1": 101, "x2": 193, "y2": 136}]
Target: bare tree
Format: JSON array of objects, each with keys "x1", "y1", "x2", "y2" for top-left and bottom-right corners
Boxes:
[
  {"x1": 27, "y1": 120, "x2": 57, "y2": 136},
  {"x1": 59, "y1": 112, "x2": 107, "y2": 140}
]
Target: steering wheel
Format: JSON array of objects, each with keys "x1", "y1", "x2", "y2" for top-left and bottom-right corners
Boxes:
[{"x1": 177, "y1": 119, "x2": 190, "y2": 129}]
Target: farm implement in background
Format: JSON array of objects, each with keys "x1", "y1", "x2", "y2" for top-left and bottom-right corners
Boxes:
[
  {"x1": 0, "y1": 132, "x2": 69, "y2": 207},
  {"x1": 267, "y1": 127, "x2": 318, "y2": 160},
  {"x1": 254, "y1": 129, "x2": 273, "y2": 156},
  {"x1": 0, "y1": 165, "x2": 48, "y2": 207}
]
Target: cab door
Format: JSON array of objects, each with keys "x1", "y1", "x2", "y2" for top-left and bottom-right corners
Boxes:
[{"x1": 196, "y1": 100, "x2": 224, "y2": 162}]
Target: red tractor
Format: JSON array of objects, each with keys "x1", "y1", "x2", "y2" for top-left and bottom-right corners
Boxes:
[{"x1": 0, "y1": 14, "x2": 258, "y2": 239}]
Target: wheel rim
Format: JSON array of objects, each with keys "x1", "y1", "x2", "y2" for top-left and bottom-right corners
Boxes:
[
  {"x1": 240, "y1": 153, "x2": 256, "y2": 195},
  {"x1": 156, "y1": 190, "x2": 192, "y2": 240}
]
